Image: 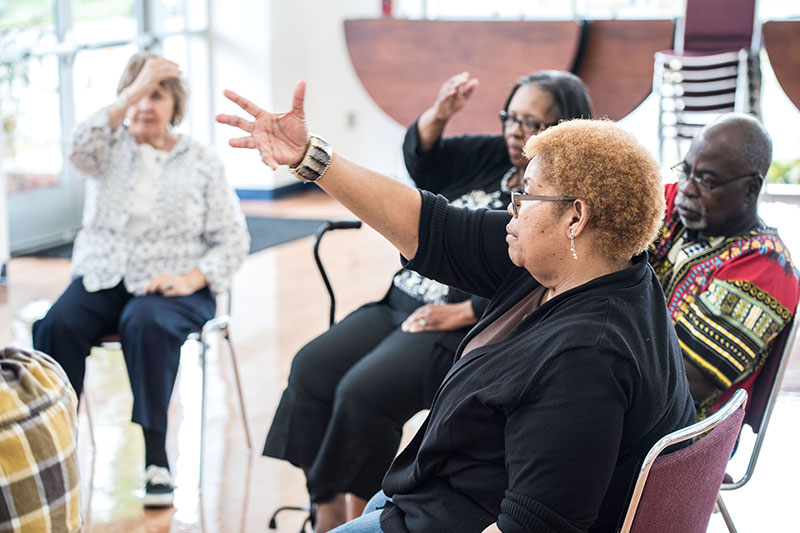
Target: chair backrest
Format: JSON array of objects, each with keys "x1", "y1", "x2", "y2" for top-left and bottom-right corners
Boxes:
[
  {"x1": 719, "y1": 315, "x2": 798, "y2": 490},
  {"x1": 683, "y1": 0, "x2": 757, "y2": 53},
  {"x1": 743, "y1": 316, "x2": 797, "y2": 433},
  {"x1": 710, "y1": 315, "x2": 796, "y2": 432},
  {"x1": 619, "y1": 389, "x2": 748, "y2": 533}
]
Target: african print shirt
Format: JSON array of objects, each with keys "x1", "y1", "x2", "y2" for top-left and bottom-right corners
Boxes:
[{"x1": 650, "y1": 183, "x2": 800, "y2": 415}]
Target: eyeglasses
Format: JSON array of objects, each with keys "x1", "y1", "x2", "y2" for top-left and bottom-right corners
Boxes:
[
  {"x1": 510, "y1": 191, "x2": 576, "y2": 217},
  {"x1": 671, "y1": 162, "x2": 762, "y2": 192},
  {"x1": 499, "y1": 110, "x2": 557, "y2": 135}
]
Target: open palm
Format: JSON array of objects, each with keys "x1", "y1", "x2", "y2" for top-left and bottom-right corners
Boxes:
[
  {"x1": 216, "y1": 81, "x2": 310, "y2": 170},
  {"x1": 433, "y1": 72, "x2": 479, "y2": 121}
]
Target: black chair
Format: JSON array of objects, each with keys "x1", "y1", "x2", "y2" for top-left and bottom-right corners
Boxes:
[{"x1": 269, "y1": 219, "x2": 362, "y2": 533}]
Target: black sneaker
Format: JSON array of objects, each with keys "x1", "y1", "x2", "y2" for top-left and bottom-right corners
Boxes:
[{"x1": 143, "y1": 465, "x2": 175, "y2": 508}]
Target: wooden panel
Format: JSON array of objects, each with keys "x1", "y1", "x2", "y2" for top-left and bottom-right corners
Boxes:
[
  {"x1": 763, "y1": 20, "x2": 800, "y2": 112},
  {"x1": 344, "y1": 19, "x2": 581, "y2": 135},
  {"x1": 575, "y1": 19, "x2": 675, "y2": 120}
]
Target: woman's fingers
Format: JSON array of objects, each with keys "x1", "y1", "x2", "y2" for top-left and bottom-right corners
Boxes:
[
  {"x1": 402, "y1": 305, "x2": 434, "y2": 332},
  {"x1": 219, "y1": 84, "x2": 305, "y2": 171},
  {"x1": 215, "y1": 113, "x2": 254, "y2": 133},
  {"x1": 462, "y1": 78, "x2": 479, "y2": 97},
  {"x1": 223, "y1": 89, "x2": 265, "y2": 117},
  {"x1": 228, "y1": 136, "x2": 257, "y2": 149},
  {"x1": 291, "y1": 80, "x2": 306, "y2": 115},
  {"x1": 261, "y1": 153, "x2": 278, "y2": 171}
]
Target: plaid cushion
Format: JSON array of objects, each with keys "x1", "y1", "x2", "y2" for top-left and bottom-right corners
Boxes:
[{"x1": 0, "y1": 347, "x2": 81, "y2": 533}]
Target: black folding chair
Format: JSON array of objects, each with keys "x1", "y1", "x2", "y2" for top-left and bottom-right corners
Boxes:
[{"x1": 268, "y1": 219, "x2": 362, "y2": 533}]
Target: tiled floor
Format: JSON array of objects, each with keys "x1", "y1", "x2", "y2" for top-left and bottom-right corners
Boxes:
[{"x1": 1, "y1": 189, "x2": 799, "y2": 532}]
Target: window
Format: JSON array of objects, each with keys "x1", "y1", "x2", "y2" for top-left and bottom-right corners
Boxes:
[
  {"x1": 396, "y1": 0, "x2": 683, "y2": 19},
  {"x1": 1, "y1": 0, "x2": 211, "y2": 253},
  {"x1": 2, "y1": 55, "x2": 62, "y2": 195}
]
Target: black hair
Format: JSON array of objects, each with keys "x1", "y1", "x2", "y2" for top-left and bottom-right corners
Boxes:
[{"x1": 502, "y1": 70, "x2": 593, "y2": 122}]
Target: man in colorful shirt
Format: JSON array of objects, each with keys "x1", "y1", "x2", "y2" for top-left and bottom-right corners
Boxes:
[{"x1": 650, "y1": 113, "x2": 800, "y2": 417}]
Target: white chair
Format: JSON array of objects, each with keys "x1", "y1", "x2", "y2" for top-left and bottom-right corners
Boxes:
[
  {"x1": 653, "y1": 0, "x2": 762, "y2": 162},
  {"x1": 83, "y1": 292, "x2": 253, "y2": 488}
]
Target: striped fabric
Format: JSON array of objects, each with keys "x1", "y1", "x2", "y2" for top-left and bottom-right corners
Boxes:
[
  {"x1": 650, "y1": 183, "x2": 800, "y2": 416},
  {"x1": 0, "y1": 347, "x2": 81, "y2": 533}
]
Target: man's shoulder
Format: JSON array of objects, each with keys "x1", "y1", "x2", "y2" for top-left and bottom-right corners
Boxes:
[{"x1": 726, "y1": 226, "x2": 799, "y2": 280}]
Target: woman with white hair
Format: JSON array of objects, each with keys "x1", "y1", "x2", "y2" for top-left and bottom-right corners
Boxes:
[{"x1": 34, "y1": 52, "x2": 249, "y2": 509}]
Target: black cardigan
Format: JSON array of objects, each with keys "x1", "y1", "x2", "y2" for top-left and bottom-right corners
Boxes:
[
  {"x1": 379, "y1": 192, "x2": 696, "y2": 533},
  {"x1": 402, "y1": 120, "x2": 510, "y2": 316}
]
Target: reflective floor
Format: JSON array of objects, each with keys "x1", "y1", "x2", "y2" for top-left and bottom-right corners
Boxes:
[{"x1": 1, "y1": 189, "x2": 799, "y2": 532}]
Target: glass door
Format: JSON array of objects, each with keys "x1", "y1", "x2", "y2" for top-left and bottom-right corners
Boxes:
[
  {"x1": 1, "y1": 0, "x2": 83, "y2": 253},
  {"x1": 2, "y1": 0, "x2": 210, "y2": 254}
]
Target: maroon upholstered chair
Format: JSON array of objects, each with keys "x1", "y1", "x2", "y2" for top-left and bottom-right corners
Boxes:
[
  {"x1": 681, "y1": 0, "x2": 758, "y2": 53},
  {"x1": 618, "y1": 389, "x2": 748, "y2": 533},
  {"x1": 716, "y1": 316, "x2": 799, "y2": 532},
  {"x1": 653, "y1": 0, "x2": 761, "y2": 162}
]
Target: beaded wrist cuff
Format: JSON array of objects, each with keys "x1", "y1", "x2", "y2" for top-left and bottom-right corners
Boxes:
[{"x1": 289, "y1": 135, "x2": 333, "y2": 182}]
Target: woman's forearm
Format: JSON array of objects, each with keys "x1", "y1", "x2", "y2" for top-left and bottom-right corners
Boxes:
[
  {"x1": 416, "y1": 107, "x2": 448, "y2": 153},
  {"x1": 316, "y1": 154, "x2": 421, "y2": 260},
  {"x1": 107, "y1": 96, "x2": 128, "y2": 131}
]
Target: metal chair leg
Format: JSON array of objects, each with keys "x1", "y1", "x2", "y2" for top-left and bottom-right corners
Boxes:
[
  {"x1": 199, "y1": 333, "x2": 208, "y2": 490},
  {"x1": 221, "y1": 326, "x2": 253, "y2": 450},
  {"x1": 82, "y1": 390, "x2": 97, "y2": 448},
  {"x1": 716, "y1": 494, "x2": 737, "y2": 533},
  {"x1": 268, "y1": 504, "x2": 314, "y2": 531}
]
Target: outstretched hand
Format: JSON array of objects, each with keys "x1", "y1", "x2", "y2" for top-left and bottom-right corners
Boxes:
[
  {"x1": 216, "y1": 81, "x2": 310, "y2": 170},
  {"x1": 432, "y1": 71, "x2": 479, "y2": 121}
]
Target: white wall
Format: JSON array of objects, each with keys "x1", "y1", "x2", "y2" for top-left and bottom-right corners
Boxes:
[
  {"x1": 210, "y1": 0, "x2": 407, "y2": 192},
  {"x1": 208, "y1": 0, "x2": 273, "y2": 190}
]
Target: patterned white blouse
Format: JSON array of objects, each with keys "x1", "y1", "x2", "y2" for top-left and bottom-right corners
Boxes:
[{"x1": 69, "y1": 108, "x2": 250, "y2": 296}]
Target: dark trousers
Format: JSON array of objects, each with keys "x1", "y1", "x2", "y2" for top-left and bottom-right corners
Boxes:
[
  {"x1": 263, "y1": 287, "x2": 468, "y2": 503},
  {"x1": 32, "y1": 277, "x2": 216, "y2": 433}
]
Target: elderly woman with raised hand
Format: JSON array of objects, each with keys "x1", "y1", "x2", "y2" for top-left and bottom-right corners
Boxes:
[
  {"x1": 261, "y1": 70, "x2": 592, "y2": 531},
  {"x1": 33, "y1": 52, "x2": 249, "y2": 508},
  {"x1": 218, "y1": 83, "x2": 695, "y2": 532}
]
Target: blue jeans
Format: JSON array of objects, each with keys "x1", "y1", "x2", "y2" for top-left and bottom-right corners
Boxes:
[{"x1": 329, "y1": 491, "x2": 390, "y2": 533}]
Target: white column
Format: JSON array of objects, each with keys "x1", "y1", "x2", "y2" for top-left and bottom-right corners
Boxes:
[
  {"x1": 209, "y1": 0, "x2": 406, "y2": 196},
  {"x1": 209, "y1": 0, "x2": 275, "y2": 194}
]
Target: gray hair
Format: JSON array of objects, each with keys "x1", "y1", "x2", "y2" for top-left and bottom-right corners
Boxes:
[{"x1": 704, "y1": 113, "x2": 772, "y2": 176}]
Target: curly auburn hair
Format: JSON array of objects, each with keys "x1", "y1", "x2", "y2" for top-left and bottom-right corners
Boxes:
[
  {"x1": 117, "y1": 52, "x2": 188, "y2": 127},
  {"x1": 523, "y1": 119, "x2": 665, "y2": 262}
]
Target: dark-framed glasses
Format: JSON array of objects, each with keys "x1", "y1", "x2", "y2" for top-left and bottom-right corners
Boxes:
[
  {"x1": 499, "y1": 110, "x2": 557, "y2": 135},
  {"x1": 671, "y1": 162, "x2": 762, "y2": 192},
  {"x1": 510, "y1": 191, "x2": 576, "y2": 217}
]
